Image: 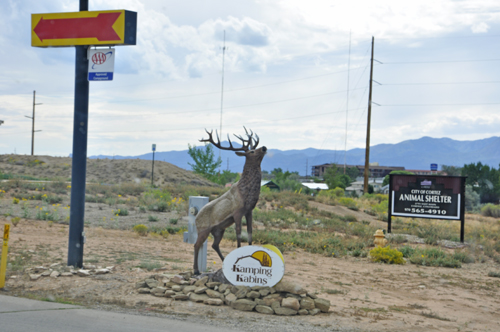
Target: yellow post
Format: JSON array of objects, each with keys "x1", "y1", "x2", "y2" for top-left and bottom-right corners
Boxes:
[{"x1": 0, "y1": 224, "x2": 10, "y2": 289}]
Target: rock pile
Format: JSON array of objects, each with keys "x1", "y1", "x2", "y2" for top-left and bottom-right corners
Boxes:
[
  {"x1": 26, "y1": 263, "x2": 114, "y2": 281},
  {"x1": 136, "y1": 272, "x2": 331, "y2": 316}
]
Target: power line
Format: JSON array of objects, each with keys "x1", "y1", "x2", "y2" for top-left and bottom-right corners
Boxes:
[
  {"x1": 383, "y1": 58, "x2": 500, "y2": 64},
  {"x1": 6, "y1": 107, "x2": 366, "y2": 137},
  {"x1": 377, "y1": 34, "x2": 500, "y2": 40},
  {"x1": 41, "y1": 67, "x2": 362, "y2": 106},
  {"x1": 376, "y1": 80, "x2": 500, "y2": 86},
  {"x1": 380, "y1": 102, "x2": 500, "y2": 106},
  {"x1": 39, "y1": 87, "x2": 368, "y2": 119}
]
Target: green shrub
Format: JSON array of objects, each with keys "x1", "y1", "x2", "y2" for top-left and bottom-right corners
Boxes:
[
  {"x1": 113, "y1": 208, "x2": 129, "y2": 216},
  {"x1": 318, "y1": 188, "x2": 345, "y2": 198},
  {"x1": 339, "y1": 197, "x2": 357, "y2": 209},
  {"x1": 369, "y1": 246, "x2": 405, "y2": 264},
  {"x1": 148, "y1": 215, "x2": 159, "y2": 222},
  {"x1": 488, "y1": 271, "x2": 500, "y2": 278},
  {"x1": 481, "y1": 204, "x2": 500, "y2": 218},
  {"x1": 11, "y1": 217, "x2": 21, "y2": 226},
  {"x1": 372, "y1": 200, "x2": 388, "y2": 214},
  {"x1": 260, "y1": 186, "x2": 271, "y2": 194},
  {"x1": 133, "y1": 224, "x2": 148, "y2": 236},
  {"x1": 452, "y1": 251, "x2": 475, "y2": 264},
  {"x1": 398, "y1": 245, "x2": 415, "y2": 258},
  {"x1": 169, "y1": 218, "x2": 178, "y2": 225},
  {"x1": 408, "y1": 247, "x2": 462, "y2": 268},
  {"x1": 362, "y1": 193, "x2": 388, "y2": 203},
  {"x1": 138, "y1": 261, "x2": 163, "y2": 271},
  {"x1": 342, "y1": 214, "x2": 358, "y2": 222},
  {"x1": 156, "y1": 201, "x2": 169, "y2": 212}
]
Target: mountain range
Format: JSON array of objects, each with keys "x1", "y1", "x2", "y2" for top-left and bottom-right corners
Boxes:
[{"x1": 89, "y1": 136, "x2": 500, "y2": 176}]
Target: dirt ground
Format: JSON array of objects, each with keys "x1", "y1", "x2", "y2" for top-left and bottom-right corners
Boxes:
[
  {"x1": 1, "y1": 214, "x2": 500, "y2": 332},
  {"x1": 1, "y1": 155, "x2": 500, "y2": 331}
]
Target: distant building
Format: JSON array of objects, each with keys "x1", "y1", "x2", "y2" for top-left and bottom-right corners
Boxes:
[
  {"x1": 345, "y1": 178, "x2": 385, "y2": 196},
  {"x1": 405, "y1": 169, "x2": 438, "y2": 176},
  {"x1": 311, "y1": 163, "x2": 405, "y2": 178},
  {"x1": 261, "y1": 180, "x2": 280, "y2": 191},
  {"x1": 301, "y1": 182, "x2": 329, "y2": 192}
]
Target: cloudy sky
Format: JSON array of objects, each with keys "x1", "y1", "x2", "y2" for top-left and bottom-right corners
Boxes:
[{"x1": 1, "y1": 0, "x2": 500, "y2": 160}]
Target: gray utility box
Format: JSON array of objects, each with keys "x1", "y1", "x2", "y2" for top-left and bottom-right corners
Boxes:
[{"x1": 185, "y1": 196, "x2": 209, "y2": 273}]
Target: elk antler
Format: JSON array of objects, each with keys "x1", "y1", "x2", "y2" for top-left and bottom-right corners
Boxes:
[
  {"x1": 234, "y1": 127, "x2": 259, "y2": 150},
  {"x1": 200, "y1": 127, "x2": 259, "y2": 151}
]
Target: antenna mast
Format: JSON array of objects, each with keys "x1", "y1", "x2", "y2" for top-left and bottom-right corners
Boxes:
[
  {"x1": 344, "y1": 30, "x2": 351, "y2": 174},
  {"x1": 219, "y1": 30, "x2": 226, "y2": 172}
]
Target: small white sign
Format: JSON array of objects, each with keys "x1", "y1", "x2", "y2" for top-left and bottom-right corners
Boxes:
[
  {"x1": 152, "y1": 144, "x2": 156, "y2": 151},
  {"x1": 88, "y1": 48, "x2": 115, "y2": 81},
  {"x1": 222, "y1": 245, "x2": 285, "y2": 287}
]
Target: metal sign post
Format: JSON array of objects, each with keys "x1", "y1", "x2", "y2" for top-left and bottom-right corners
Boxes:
[
  {"x1": 31, "y1": 1, "x2": 137, "y2": 268},
  {"x1": 151, "y1": 144, "x2": 156, "y2": 187},
  {"x1": 67, "y1": 37, "x2": 90, "y2": 267},
  {"x1": 185, "y1": 196, "x2": 209, "y2": 273},
  {"x1": 0, "y1": 224, "x2": 10, "y2": 289}
]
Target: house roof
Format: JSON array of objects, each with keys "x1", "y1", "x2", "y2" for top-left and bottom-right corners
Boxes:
[
  {"x1": 301, "y1": 183, "x2": 329, "y2": 190},
  {"x1": 261, "y1": 180, "x2": 280, "y2": 189}
]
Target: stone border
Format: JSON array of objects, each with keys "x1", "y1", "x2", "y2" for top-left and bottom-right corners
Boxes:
[{"x1": 136, "y1": 271, "x2": 331, "y2": 316}]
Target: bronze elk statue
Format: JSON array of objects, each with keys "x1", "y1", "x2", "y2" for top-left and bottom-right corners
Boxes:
[{"x1": 193, "y1": 128, "x2": 267, "y2": 275}]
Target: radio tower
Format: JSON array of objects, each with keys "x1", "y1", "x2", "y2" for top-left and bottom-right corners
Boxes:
[{"x1": 218, "y1": 30, "x2": 227, "y2": 173}]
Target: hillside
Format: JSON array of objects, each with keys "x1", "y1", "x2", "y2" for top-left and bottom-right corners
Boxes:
[{"x1": 0, "y1": 154, "x2": 216, "y2": 187}]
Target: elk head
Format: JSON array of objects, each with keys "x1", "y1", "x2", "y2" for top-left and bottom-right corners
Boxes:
[{"x1": 200, "y1": 127, "x2": 267, "y2": 163}]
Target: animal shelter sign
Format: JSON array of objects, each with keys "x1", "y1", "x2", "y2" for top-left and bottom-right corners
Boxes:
[
  {"x1": 388, "y1": 174, "x2": 466, "y2": 242},
  {"x1": 223, "y1": 245, "x2": 285, "y2": 287}
]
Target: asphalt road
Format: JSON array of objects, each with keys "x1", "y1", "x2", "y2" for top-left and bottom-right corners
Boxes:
[{"x1": 0, "y1": 294, "x2": 235, "y2": 332}]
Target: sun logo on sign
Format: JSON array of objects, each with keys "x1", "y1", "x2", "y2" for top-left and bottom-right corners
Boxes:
[{"x1": 234, "y1": 251, "x2": 272, "y2": 267}]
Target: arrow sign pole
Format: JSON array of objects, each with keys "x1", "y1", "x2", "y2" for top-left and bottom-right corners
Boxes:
[{"x1": 67, "y1": 0, "x2": 89, "y2": 268}]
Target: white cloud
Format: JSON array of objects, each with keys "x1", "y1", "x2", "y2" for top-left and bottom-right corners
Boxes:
[
  {"x1": 471, "y1": 22, "x2": 490, "y2": 33},
  {"x1": 2, "y1": 0, "x2": 500, "y2": 157}
]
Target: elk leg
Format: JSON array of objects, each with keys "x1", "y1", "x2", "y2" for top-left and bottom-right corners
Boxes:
[
  {"x1": 245, "y1": 211, "x2": 253, "y2": 245},
  {"x1": 193, "y1": 227, "x2": 211, "y2": 275},
  {"x1": 211, "y1": 226, "x2": 226, "y2": 261}
]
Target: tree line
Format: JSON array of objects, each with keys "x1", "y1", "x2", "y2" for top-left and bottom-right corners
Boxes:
[{"x1": 188, "y1": 144, "x2": 499, "y2": 204}]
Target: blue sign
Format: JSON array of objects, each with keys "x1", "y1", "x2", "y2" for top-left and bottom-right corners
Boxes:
[
  {"x1": 430, "y1": 163, "x2": 438, "y2": 171},
  {"x1": 152, "y1": 144, "x2": 156, "y2": 151},
  {"x1": 89, "y1": 72, "x2": 113, "y2": 81}
]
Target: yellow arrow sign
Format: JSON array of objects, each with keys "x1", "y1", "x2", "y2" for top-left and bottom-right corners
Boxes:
[{"x1": 31, "y1": 10, "x2": 137, "y2": 47}]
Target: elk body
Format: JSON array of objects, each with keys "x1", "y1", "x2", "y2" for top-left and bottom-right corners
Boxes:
[{"x1": 193, "y1": 128, "x2": 267, "y2": 275}]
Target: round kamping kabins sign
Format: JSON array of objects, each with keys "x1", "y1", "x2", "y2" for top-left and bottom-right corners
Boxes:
[{"x1": 222, "y1": 245, "x2": 285, "y2": 287}]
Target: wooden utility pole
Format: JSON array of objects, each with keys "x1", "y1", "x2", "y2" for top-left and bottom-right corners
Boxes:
[
  {"x1": 25, "y1": 90, "x2": 42, "y2": 155},
  {"x1": 363, "y1": 37, "x2": 375, "y2": 194}
]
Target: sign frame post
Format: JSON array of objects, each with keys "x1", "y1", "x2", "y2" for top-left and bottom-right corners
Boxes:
[{"x1": 67, "y1": 0, "x2": 90, "y2": 268}]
